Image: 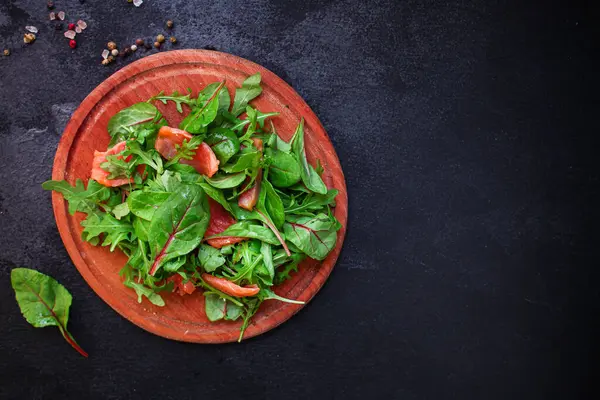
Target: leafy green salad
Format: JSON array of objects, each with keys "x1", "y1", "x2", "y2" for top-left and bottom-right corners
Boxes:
[{"x1": 43, "y1": 74, "x2": 342, "y2": 341}]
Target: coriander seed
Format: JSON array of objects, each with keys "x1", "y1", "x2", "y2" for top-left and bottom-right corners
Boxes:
[
  {"x1": 154, "y1": 41, "x2": 161, "y2": 48},
  {"x1": 169, "y1": 36, "x2": 177, "y2": 44},
  {"x1": 166, "y1": 20, "x2": 174, "y2": 29},
  {"x1": 156, "y1": 34, "x2": 165, "y2": 43},
  {"x1": 3, "y1": 49, "x2": 10, "y2": 56},
  {"x1": 107, "y1": 41, "x2": 117, "y2": 50},
  {"x1": 23, "y1": 33, "x2": 36, "y2": 44}
]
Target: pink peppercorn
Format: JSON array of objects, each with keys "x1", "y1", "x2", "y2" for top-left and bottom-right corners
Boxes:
[
  {"x1": 68, "y1": 23, "x2": 76, "y2": 30},
  {"x1": 69, "y1": 39, "x2": 77, "y2": 49}
]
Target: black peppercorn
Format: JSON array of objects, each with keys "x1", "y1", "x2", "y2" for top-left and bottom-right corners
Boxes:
[{"x1": 47, "y1": 1, "x2": 55, "y2": 10}]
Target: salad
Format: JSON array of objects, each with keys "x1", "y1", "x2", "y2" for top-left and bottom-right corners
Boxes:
[{"x1": 43, "y1": 74, "x2": 342, "y2": 341}]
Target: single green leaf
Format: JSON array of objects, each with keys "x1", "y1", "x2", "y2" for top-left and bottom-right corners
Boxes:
[
  {"x1": 42, "y1": 179, "x2": 111, "y2": 215},
  {"x1": 206, "y1": 221, "x2": 280, "y2": 245},
  {"x1": 148, "y1": 184, "x2": 210, "y2": 275},
  {"x1": 112, "y1": 202, "x2": 130, "y2": 219},
  {"x1": 205, "y1": 172, "x2": 247, "y2": 189},
  {"x1": 225, "y1": 301, "x2": 244, "y2": 320},
  {"x1": 231, "y1": 73, "x2": 262, "y2": 117},
  {"x1": 290, "y1": 120, "x2": 327, "y2": 194},
  {"x1": 266, "y1": 149, "x2": 301, "y2": 188},
  {"x1": 260, "y1": 242, "x2": 274, "y2": 279},
  {"x1": 260, "y1": 179, "x2": 285, "y2": 229},
  {"x1": 205, "y1": 128, "x2": 240, "y2": 164},
  {"x1": 285, "y1": 189, "x2": 338, "y2": 215},
  {"x1": 205, "y1": 293, "x2": 227, "y2": 321},
  {"x1": 274, "y1": 253, "x2": 305, "y2": 284},
  {"x1": 123, "y1": 277, "x2": 165, "y2": 307},
  {"x1": 108, "y1": 103, "x2": 160, "y2": 139},
  {"x1": 149, "y1": 89, "x2": 194, "y2": 113},
  {"x1": 259, "y1": 288, "x2": 305, "y2": 304},
  {"x1": 179, "y1": 82, "x2": 225, "y2": 133},
  {"x1": 198, "y1": 183, "x2": 234, "y2": 215},
  {"x1": 162, "y1": 256, "x2": 187, "y2": 273},
  {"x1": 283, "y1": 213, "x2": 337, "y2": 260},
  {"x1": 127, "y1": 191, "x2": 171, "y2": 220},
  {"x1": 198, "y1": 244, "x2": 226, "y2": 272},
  {"x1": 220, "y1": 150, "x2": 261, "y2": 173},
  {"x1": 10, "y1": 268, "x2": 88, "y2": 357},
  {"x1": 133, "y1": 217, "x2": 151, "y2": 242}
]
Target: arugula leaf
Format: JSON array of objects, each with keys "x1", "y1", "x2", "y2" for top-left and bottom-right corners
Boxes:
[
  {"x1": 163, "y1": 135, "x2": 205, "y2": 169},
  {"x1": 125, "y1": 141, "x2": 164, "y2": 173},
  {"x1": 259, "y1": 288, "x2": 305, "y2": 304},
  {"x1": 148, "y1": 184, "x2": 210, "y2": 275},
  {"x1": 205, "y1": 128, "x2": 240, "y2": 164},
  {"x1": 231, "y1": 73, "x2": 262, "y2": 117},
  {"x1": 81, "y1": 213, "x2": 134, "y2": 251},
  {"x1": 11, "y1": 268, "x2": 88, "y2": 357},
  {"x1": 148, "y1": 89, "x2": 194, "y2": 113},
  {"x1": 112, "y1": 202, "x2": 130, "y2": 220},
  {"x1": 108, "y1": 103, "x2": 161, "y2": 141},
  {"x1": 198, "y1": 244, "x2": 226, "y2": 272},
  {"x1": 238, "y1": 298, "x2": 261, "y2": 342},
  {"x1": 127, "y1": 191, "x2": 171, "y2": 220},
  {"x1": 121, "y1": 266, "x2": 165, "y2": 307},
  {"x1": 283, "y1": 214, "x2": 338, "y2": 260},
  {"x1": 206, "y1": 221, "x2": 280, "y2": 245},
  {"x1": 198, "y1": 183, "x2": 234, "y2": 214},
  {"x1": 266, "y1": 149, "x2": 301, "y2": 188},
  {"x1": 291, "y1": 120, "x2": 327, "y2": 195},
  {"x1": 179, "y1": 81, "x2": 225, "y2": 133},
  {"x1": 230, "y1": 111, "x2": 279, "y2": 132},
  {"x1": 42, "y1": 179, "x2": 110, "y2": 215},
  {"x1": 285, "y1": 189, "x2": 338, "y2": 215},
  {"x1": 205, "y1": 172, "x2": 247, "y2": 189}
]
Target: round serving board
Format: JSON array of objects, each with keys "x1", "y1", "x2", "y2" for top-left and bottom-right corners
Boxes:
[{"x1": 51, "y1": 50, "x2": 347, "y2": 343}]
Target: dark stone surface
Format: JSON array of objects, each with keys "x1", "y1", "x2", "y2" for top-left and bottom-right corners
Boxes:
[{"x1": 0, "y1": 0, "x2": 596, "y2": 399}]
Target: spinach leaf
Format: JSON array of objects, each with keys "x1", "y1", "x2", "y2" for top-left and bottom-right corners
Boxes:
[
  {"x1": 148, "y1": 184, "x2": 210, "y2": 275},
  {"x1": 179, "y1": 82, "x2": 225, "y2": 133},
  {"x1": 291, "y1": 120, "x2": 327, "y2": 195},
  {"x1": 133, "y1": 217, "x2": 151, "y2": 242},
  {"x1": 200, "y1": 82, "x2": 231, "y2": 115},
  {"x1": 42, "y1": 179, "x2": 111, "y2": 215},
  {"x1": 283, "y1": 214, "x2": 338, "y2": 260},
  {"x1": 198, "y1": 183, "x2": 234, "y2": 214},
  {"x1": 205, "y1": 128, "x2": 240, "y2": 164},
  {"x1": 266, "y1": 149, "x2": 301, "y2": 188},
  {"x1": 231, "y1": 73, "x2": 262, "y2": 117},
  {"x1": 225, "y1": 301, "x2": 244, "y2": 320},
  {"x1": 11, "y1": 268, "x2": 88, "y2": 357},
  {"x1": 81, "y1": 212, "x2": 134, "y2": 251},
  {"x1": 108, "y1": 103, "x2": 161, "y2": 141},
  {"x1": 259, "y1": 179, "x2": 285, "y2": 229},
  {"x1": 112, "y1": 202, "x2": 130, "y2": 220},
  {"x1": 198, "y1": 244, "x2": 226, "y2": 272},
  {"x1": 206, "y1": 221, "x2": 280, "y2": 245},
  {"x1": 205, "y1": 293, "x2": 227, "y2": 321},
  {"x1": 127, "y1": 191, "x2": 171, "y2": 220},
  {"x1": 220, "y1": 150, "x2": 261, "y2": 173},
  {"x1": 205, "y1": 172, "x2": 246, "y2": 189}
]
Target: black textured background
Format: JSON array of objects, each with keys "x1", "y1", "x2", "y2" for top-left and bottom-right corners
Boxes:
[{"x1": 0, "y1": 1, "x2": 597, "y2": 399}]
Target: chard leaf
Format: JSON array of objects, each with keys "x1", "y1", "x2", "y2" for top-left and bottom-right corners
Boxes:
[
  {"x1": 127, "y1": 191, "x2": 171, "y2": 220},
  {"x1": 179, "y1": 82, "x2": 225, "y2": 133},
  {"x1": 11, "y1": 268, "x2": 88, "y2": 357},
  {"x1": 283, "y1": 213, "x2": 338, "y2": 260},
  {"x1": 206, "y1": 221, "x2": 280, "y2": 245},
  {"x1": 205, "y1": 128, "x2": 240, "y2": 164},
  {"x1": 291, "y1": 120, "x2": 327, "y2": 195},
  {"x1": 266, "y1": 149, "x2": 301, "y2": 188},
  {"x1": 148, "y1": 184, "x2": 210, "y2": 275},
  {"x1": 108, "y1": 103, "x2": 161, "y2": 140},
  {"x1": 231, "y1": 73, "x2": 262, "y2": 117}
]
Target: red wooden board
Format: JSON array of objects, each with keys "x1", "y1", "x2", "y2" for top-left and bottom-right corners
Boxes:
[{"x1": 51, "y1": 50, "x2": 348, "y2": 343}]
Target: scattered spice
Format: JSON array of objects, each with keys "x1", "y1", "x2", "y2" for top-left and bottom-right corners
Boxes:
[
  {"x1": 77, "y1": 20, "x2": 87, "y2": 30},
  {"x1": 131, "y1": 44, "x2": 138, "y2": 52},
  {"x1": 3, "y1": 49, "x2": 10, "y2": 56},
  {"x1": 47, "y1": 1, "x2": 55, "y2": 10},
  {"x1": 111, "y1": 49, "x2": 119, "y2": 57},
  {"x1": 101, "y1": 58, "x2": 110, "y2": 66},
  {"x1": 25, "y1": 26, "x2": 38, "y2": 33},
  {"x1": 166, "y1": 20, "x2": 174, "y2": 29},
  {"x1": 64, "y1": 30, "x2": 76, "y2": 39},
  {"x1": 135, "y1": 38, "x2": 144, "y2": 46},
  {"x1": 49, "y1": 12, "x2": 56, "y2": 20},
  {"x1": 58, "y1": 11, "x2": 65, "y2": 21},
  {"x1": 75, "y1": 26, "x2": 82, "y2": 34},
  {"x1": 156, "y1": 34, "x2": 165, "y2": 43},
  {"x1": 133, "y1": 0, "x2": 143, "y2": 7},
  {"x1": 169, "y1": 36, "x2": 177, "y2": 44},
  {"x1": 68, "y1": 23, "x2": 76, "y2": 30},
  {"x1": 69, "y1": 40, "x2": 77, "y2": 49},
  {"x1": 23, "y1": 33, "x2": 36, "y2": 44},
  {"x1": 107, "y1": 41, "x2": 117, "y2": 50},
  {"x1": 108, "y1": 55, "x2": 115, "y2": 62},
  {"x1": 102, "y1": 49, "x2": 109, "y2": 59},
  {"x1": 154, "y1": 41, "x2": 161, "y2": 49}
]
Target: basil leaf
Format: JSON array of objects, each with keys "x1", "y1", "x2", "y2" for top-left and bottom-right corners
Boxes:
[
  {"x1": 207, "y1": 221, "x2": 280, "y2": 245},
  {"x1": 283, "y1": 213, "x2": 337, "y2": 260},
  {"x1": 221, "y1": 150, "x2": 261, "y2": 173},
  {"x1": 198, "y1": 183, "x2": 234, "y2": 214},
  {"x1": 148, "y1": 184, "x2": 210, "y2": 275},
  {"x1": 108, "y1": 103, "x2": 160, "y2": 140},
  {"x1": 204, "y1": 172, "x2": 246, "y2": 189},
  {"x1": 205, "y1": 128, "x2": 240, "y2": 164},
  {"x1": 205, "y1": 293, "x2": 227, "y2": 321},
  {"x1": 42, "y1": 179, "x2": 111, "y2": 215},
  {"x1": 267, "y1": 149, "x2": 301, "y2": 188},
  {"x1": 198, "y1": 244, "x2": 226, "y2": 272},
  {"x1": 11, "y1": 268, "x2": 88, "y2": 357},
  {"x1": 290, "y1": 120, "x2": 327, "y2": 195},
  {"x1": 231, "y1": 73, "x2": 262, "y2": 117},
  {"x1": 127, "y1": 191, "x2": 171, "y2": 220}
]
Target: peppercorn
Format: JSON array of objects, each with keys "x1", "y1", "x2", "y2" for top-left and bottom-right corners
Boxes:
[
  {"x1": 101, "y1": 59, "x2": 110, "y2": 66},
  {"x1": 156, "y1": 34, "x2": 165, "y2": 43},
  {"x1": 135, "y1": 38, "x2": 144, "y2": 46},
  {"x1": 3, "y1": 49, "x2": 10, "y2": 56},
  {"x1": 131, "y1": 44, "x2": 138, "y2": 52},
  {"x1": 69, "y1": 40, "x2": 77, "y2": 49},
  {"x1": 169, "y1": 36, "x2": 177, "y2": 44},
  {"x1": 107, "y1": 41, "x2": 117, "y2": 50},
  {"x1": 166, "y1": 20, "x2": 174, "y2": 29},
  {"x1": 23, "y1": 33, "x2": 36, "y2": 44},
  {"x1": 144, "y1": 43, "x2": 152, "y2": 50},
  {"x1": 68, "y1": 23, "x2": 76, "y2": 30},
  {"x1": 55, "y1": 23, "x2": 63, "y2": 31},
  {"x1": 47, "y1": 1, "x2": 55, "y2": 10},
  {"x1": 111, "y1": 49, "x2": 119, "y2": 57},
  {"x1": 154, "y1": 41, "x2": 161, "y2": 49}
]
